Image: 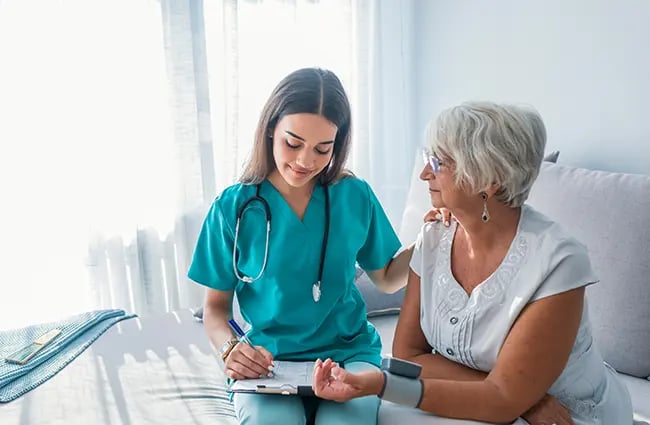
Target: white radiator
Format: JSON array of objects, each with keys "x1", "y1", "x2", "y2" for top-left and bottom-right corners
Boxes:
[{"x1": 86, "y1": 209, "x2": 207, "y2": 315}]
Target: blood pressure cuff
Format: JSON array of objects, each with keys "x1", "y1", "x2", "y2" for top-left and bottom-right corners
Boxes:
[{"x1": 378, "y1": 371, "x2": 424, "y2": 408}]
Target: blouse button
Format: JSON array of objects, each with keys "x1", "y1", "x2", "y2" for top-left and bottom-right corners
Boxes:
[
  {"x1": 446, "y1": 348, "x2": 455, "y2": 356},
  {"x1": 449, "y1": 317, "x2": 458, "y2": 325}
]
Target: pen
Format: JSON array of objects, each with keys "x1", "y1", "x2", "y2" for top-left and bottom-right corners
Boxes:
[{"x1": 227, "y1": 319, "x2": 275, "y2": 376}]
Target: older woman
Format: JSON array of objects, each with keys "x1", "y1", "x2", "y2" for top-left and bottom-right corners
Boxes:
[{"x1": 312, "y1": 102, "x2": 633, "y2": 425}]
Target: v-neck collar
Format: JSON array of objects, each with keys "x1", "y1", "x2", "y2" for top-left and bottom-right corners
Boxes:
[
  {"x1": 446, "y1": 205, "x2": 527, "y2": 300},
  {"x1": 261, "y1": 179, "x2": 324, "y2": 225}
]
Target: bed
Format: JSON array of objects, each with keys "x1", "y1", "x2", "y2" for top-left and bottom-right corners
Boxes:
[
  {"x1": 0, "y1": 309, "x2": 237, "y2": 425},
  {"x1": 1, "y1": 309, "x2": 530, "y2": 425}
]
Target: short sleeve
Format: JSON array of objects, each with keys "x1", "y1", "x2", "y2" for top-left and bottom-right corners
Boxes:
[
  {"x1": 409, "y1": 227, "x2": 425, "y2": 276},
  {"x1": 188, "y1": 197, "x2": 238, "y2": 291},
  {"x1": 356, "y1": 182, "x2": 402, "y2": 271},
  {"x1": 409, "y1": 221, "x2": 447, "y2": 277},
  {"x1": 531, "y1": 237, "x2": 599, "y2": 302}
]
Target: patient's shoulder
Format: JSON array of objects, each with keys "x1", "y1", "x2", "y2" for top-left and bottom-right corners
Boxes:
[
  {"x1": 415, "y1": 221, "x2": 451, "y2": 253},
  {"x1": 520, "y1": 205, "x2": 589, "y2": 258}
]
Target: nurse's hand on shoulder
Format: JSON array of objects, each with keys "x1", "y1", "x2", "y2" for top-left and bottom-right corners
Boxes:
[
  {"x1": 312, "y1": 358, "x2": 383, "y2": 403},
  {"x1": 225, "y1": 343, "x2": 275, "y2": 380},
  {"x1": 423, "y1": 208, "x2": 453, "y2": 227}
]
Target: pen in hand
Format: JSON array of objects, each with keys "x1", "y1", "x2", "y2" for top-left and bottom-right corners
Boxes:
[{"x1": 227, "y1": 319, "x2": 275, "y2": 377}]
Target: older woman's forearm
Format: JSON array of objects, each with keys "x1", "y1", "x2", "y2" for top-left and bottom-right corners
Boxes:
[
  {"x1": 408, "y1": 353, "x2": 487, "y2": 381},
  {"x1": 369, "y1": 243, "x2": 415, "y2": 293},
  {"x1": 417, "y1": 379, "x2": 522, "y2": 424}
]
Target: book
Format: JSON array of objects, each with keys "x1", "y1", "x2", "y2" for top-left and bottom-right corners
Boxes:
[{"x1": 228, "y1": 360, "x2": 315, "y2": 396}]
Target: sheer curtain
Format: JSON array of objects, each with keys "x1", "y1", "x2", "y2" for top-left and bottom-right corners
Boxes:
[
  {"x1": 205, "y1": 0, "x2": 417, "y2": 224},
  {"x1": 0, "y1": 0, "x2": 416, "y2": 330},
  {"x1": 0, "y1": 0, "x2": 205, "y2": 329}
]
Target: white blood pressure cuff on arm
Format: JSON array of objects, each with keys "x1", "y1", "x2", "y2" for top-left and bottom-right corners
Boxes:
[{"x1": 378, "y1": 371, "x2": 424, "y2": 408}]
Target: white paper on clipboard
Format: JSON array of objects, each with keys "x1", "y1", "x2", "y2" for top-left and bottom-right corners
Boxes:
[{"x1": 229, "y1": 361, "x2": 315, "y2": 396}]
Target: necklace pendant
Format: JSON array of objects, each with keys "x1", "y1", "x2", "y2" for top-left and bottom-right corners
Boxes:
[{"x1": 312, "y1": 282, "x2": 321, "y2": 303}]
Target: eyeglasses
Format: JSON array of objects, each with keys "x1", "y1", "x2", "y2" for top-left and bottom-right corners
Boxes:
[{"x1": 421, "y1": 148, "x2": 444, "y2": 174}]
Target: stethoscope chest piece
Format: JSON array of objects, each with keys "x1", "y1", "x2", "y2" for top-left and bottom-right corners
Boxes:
[{"x1": 312, "y1": 281, "x2": 321, "y2": 303}]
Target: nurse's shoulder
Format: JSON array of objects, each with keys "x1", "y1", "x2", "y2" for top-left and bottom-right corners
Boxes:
[
  {"x1": 329, "y1": 175, "x2": 377, "y2": 210},
  {"x1": 205, "y1": 182, "x2": 257, "y2": 227}
]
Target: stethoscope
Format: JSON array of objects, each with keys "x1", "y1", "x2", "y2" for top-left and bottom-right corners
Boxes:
[{"x1": 232, "y1": 183, "x2": 330, "y2": 302}]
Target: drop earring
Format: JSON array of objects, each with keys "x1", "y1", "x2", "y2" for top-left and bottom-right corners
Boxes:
[{"x1": 481, "y1": 192, "x2": 490, "y2": 223}]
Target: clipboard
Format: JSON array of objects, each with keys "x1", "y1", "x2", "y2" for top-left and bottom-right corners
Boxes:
[{"x1": 228, "y1": 360, "x2": 315, "y2": 396}]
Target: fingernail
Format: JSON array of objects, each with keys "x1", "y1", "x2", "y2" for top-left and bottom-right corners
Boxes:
[
  {"x1": 267, "y1": 372, "x2": 274, "y2": 377},
  {"x1": 267, "y1": 365, "x2": 274, "y2": 371},
  {"x1": 259, "y1": 374, "x2": 266, "y2": 378},
  {"x1": 435, "y1": 214, "x2": 442, "y2": 220},
  {"x1": 445, "y1": 221, "x2": 450, "y2": 226}
]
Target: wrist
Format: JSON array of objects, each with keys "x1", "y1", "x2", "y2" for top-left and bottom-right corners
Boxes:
[
  {"x1": 364, "y1": 370, "x2": 385, "y2": 397},
  {"x1": 218, "y1": 338, "x2": 239, "y2": 361}
]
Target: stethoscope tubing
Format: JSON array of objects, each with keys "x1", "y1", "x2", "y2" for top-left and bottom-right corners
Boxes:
[
  {"x1": 232, "y1": 183, "x2": 330, "y2": 290},
  {"x1": 232, "y1": 185, "x2": 272, "y2": 283}
]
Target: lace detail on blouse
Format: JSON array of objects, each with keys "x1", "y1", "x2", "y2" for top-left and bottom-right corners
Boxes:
[{"x1": 435, "y1": 223, "x2": 529, "y2": 312}]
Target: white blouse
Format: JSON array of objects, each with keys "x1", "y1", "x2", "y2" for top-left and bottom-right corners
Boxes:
[{"x1": 410, "y1": 205, "x2": 633, "y2": 425}]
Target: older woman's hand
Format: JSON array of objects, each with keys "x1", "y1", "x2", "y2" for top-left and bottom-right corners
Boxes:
[
  {"x1": 312, "y1": 358, "x2": 383, "y2": 402},
  {"x1": 423, "y1": 208, "x2": 453, "y2": 227},
  {"x1": 523, "y1": 394, "x2": 574, "y2": 425}
]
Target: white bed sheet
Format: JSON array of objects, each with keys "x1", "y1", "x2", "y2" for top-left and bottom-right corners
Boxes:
[
  {"x1": 0, "y1": 309, "x2": 237, "y2": 425},
  {"x1": 5, "y1": 311, "x2": 640, "y2": 425}
]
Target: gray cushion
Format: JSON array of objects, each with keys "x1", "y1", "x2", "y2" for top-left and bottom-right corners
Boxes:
[
  {"x1": 369, "y1": 315, "x2": 399, "y2": 354},
  {"x1": 355, "y1": 267, "x2": 404, "y2": 317},
  {"x1": 192, "y1": 294, "x2": 246, "y2": 327},
  {"x1": 544, "y1": 150, "x2": 560, "y2": 163},
  {"x1": 527, "y1": 163, "x2": 650, "y2": 378}
]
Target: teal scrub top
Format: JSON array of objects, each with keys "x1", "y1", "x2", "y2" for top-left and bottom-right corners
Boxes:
[{"x1": 188, "y1": 176, "x2": 401, "y2": 366}]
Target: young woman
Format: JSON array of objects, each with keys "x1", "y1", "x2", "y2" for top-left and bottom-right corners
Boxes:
[{"x1": 188, "y1": 68, "x2": 412, "y2": 425}]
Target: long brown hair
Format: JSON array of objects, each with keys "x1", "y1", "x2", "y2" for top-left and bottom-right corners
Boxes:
[{"x1": 240, "y1": 68, "x2": 353, "y2": 185}]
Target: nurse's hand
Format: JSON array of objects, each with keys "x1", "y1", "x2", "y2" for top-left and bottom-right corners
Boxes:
[
  {"x1": 312, "y1": 358, "x2": 384, "y2": 402},
  {"x1": 423, "y1": 208, "x2": 453, "y2": 227},
  {"x1": 225, "y1": 343, "x2": 275, "y2": 380}
]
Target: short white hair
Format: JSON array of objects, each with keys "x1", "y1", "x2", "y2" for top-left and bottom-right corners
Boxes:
[{"x1": 428, "y1": 101, "x2": 547, "y2": 207}]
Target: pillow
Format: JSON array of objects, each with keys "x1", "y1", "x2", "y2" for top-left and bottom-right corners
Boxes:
[
  {"x1": 192, "y1": 295, "x2": 246, "y2": 326},
  {"x1": 191, "y1": 306, "x2": 204, "y2": 321},
  {"x1": 355, "y1": 267, "x2": 406, "y2": 317},
  {"x1": 355, "y1": 266, "x2": 404, "y2": 317},
  {"x1": 528, "y1": 162, "x2": 650, "y2": 378},
  {"x1": 543, "y1": 150, "x2": 560, "y2": 163}
]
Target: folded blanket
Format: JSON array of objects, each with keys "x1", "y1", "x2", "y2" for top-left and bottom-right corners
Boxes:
[{"x1": 0, "y1": 309, "x2": 136, "y2": 402}]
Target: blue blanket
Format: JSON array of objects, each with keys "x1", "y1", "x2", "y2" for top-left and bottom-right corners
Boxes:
[{"x1": 0, "y1": 309, "x2": 136, "y2": 402}]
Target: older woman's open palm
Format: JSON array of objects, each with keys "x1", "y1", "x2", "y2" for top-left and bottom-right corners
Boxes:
[{"x1": 312, "y1": 359, "x2": 372, "y2": 402}]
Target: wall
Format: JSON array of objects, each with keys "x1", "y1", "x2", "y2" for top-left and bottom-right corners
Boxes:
[{"x1": 413, "y1": 0, "x2": 650, "y2": 176}]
